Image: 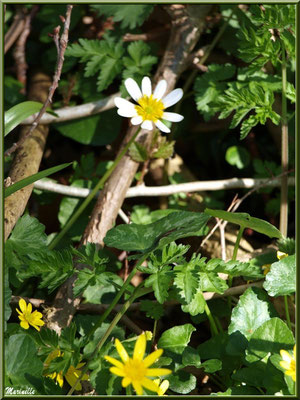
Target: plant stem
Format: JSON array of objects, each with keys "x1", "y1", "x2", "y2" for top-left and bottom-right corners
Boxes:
[
  {"x1": 284, "y1": 295, "x2": 292, "y2": 331},
  {"x1": 204, "y1": 301, "x2": 219, "y2": 336},
  {"x1": 48, "y1": 126, "x2": 142, "y2": 249},
  {"x1": 152, "y1": 319, "x2": 158, "y2": 347},
  {"x1": 279, "y1": 41, "x2": 288, "y2": 237},
  {"x1": 86, "y1": 252, "x2": 149, "y2": 339},
  {"x1": 228, "y1": 226, "x2": 244, "y2": 309}
]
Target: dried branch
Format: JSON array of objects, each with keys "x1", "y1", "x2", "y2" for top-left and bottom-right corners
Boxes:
[
  {"x1": 33, "y1": 175, "x2": 295, "y2": 198},
  {"x1": 4, "y1": 5, "x2": 73, "y2": 158},
  {"x1": 21, "y1": 92, "x2": 121, "y2": 125},
  {"x1": 4, "y1": 7, "x2": 25, "y2": 54},
  {"x1": 13, "y1": 6, "x2": 38, "y2": 94}
]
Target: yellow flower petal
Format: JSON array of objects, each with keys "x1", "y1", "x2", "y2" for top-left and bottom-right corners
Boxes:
[
  {"x1": 56, "y1": 372, "x2": 64, "y2": 388},
  {"x1": 104, "y1": 355, "x2": 124, "y2": 370},
  {"x1": 122, "y1": 377, "x2": 131, "y2": 387},
  {"x1": 19, "y1": 298, "x2": 27, "y2": 313},
  {"x1": 133, "y1": 333, "x2": 146, "y2": 360},
  {"x1": 280, "y1": 360, "x2": 291, "y2": 370},
  {"x1": 145, "y1": 368, "x2": 172, "y2": 377},
  {"x1": 115, "y1": 339, "x2": 129, "y2": 363},
  {"x1": 280, "y1": 349, "x2": 292, "y2": 362},
  {"x1": 158, "y1": 379, "x2": 169, "y2": 395},
  {"x1": 143, "y1": 348, "x2": 163, "y2": 367},
  {"x1": 141, "y1": 377, "x2": 160, "y2": 393},
  {"x1": 20, "y1": 320, "x2": 30, "y2": 329},
  {"x1": 277, "y1": 251, "x2": 288, "y2": 260},
  {"x1": 110, "y1": 367, "x2": 126, "y2": 377},
  {"x1": 132, "y1": 380, "x2": 143, "y2": 395},
  {"x1": 27, "y1": 302, "x2": 32, "y2": 313}
]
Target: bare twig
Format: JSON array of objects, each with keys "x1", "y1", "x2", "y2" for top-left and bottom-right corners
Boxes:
[
  {"x1": 4, "y1": 7, "x2": 25, "y2": 54},
  {"x1": 21, "y1": 92, "x2": 121, "y2": 125},
  {"x1": 33, "y1": 175, "x2": 295, "y2": 198},
  {"x1": 4, "y1": 5, "x2": 73, "y2": 158},
  {"x1": 123, "y1": 27, "x2": 168, "y2": 42},
  {"x1": 13, "y1": 6, "x2": 38, "y2": 93}
]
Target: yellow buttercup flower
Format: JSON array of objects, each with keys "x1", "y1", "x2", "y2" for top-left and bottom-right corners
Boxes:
[
  {"x1": 154, "y1": 379, "x2": 170, "y2": 396},
  {"x1": 16, "y1": 298, "x2": 45, "y2": 331},
  {"x1": 277, "y1": 251, "x2": 288, "y2": 260},
  {"x1": 262, "y1": 251, "x2": 289, "y2": 276},
  {"x1": 104, "y1": 332, "x2": 172, "y2": 395},
  {"x1": 43, "y1": 349, "x2": 89, "y2": 390},
  {"x1": 280, "y1": 345, "x2": 296, "y2": 382}
]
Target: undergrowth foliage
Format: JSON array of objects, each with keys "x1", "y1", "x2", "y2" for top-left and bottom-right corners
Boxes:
[{"x1": 4, "y1": 3, "x2": 295, "y2": 397}]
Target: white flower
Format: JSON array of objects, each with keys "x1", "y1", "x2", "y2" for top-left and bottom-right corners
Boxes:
[{"x1": 115, "y1": 76, "x2": 184, "y2": 133}]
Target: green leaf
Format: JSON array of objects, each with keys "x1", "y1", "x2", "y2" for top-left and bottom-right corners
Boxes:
[
  {"x1": 144, "y1": 266, "x2": 173, "y2": 304},
  {"x1": 182, "y1": 346, "x2": 201, "y2": 368},
  {"x1": 277, "y1": 237, "x2": 295, "y2": 255},
  {"x1": 207, "y1": 258, "x2": 263, "y2": 279},
  {"x1": 263, "y1": 255, "x2": 296, "y2": 296},
  {"x1": 200, "y1": 270, "x2": 228, "y2": 294},
  {"x1": 153, "y1": 137, "x2": 175, "y2": 159},
  {"x1": 246, "y1": 318, "x2": 294, "y2": 363},
  {"x1": 146, "y1": 242, "x2": 190, "y2": 271},
  {"x1": 97, "y1": 56, "x2": 123, "y2": 92},
  {"x1": 5, "y1": 162, "x2": 72, "y2": 198},
  {"x1": 228, "y1": 287, "x2": 276, "y2": 340},
  {"x1": 129, "y1": 141, "x2": 149, "y2": 162},
  {"x1": 174, "y1": 262, "x2": 199, "y2": 304},
  {"x1": 5, "y1": 334, "x2": 43, "y2": 386},
  {"x1": 4, "y1": 101, "x2": 44, "y2": 136},
  {"x1": 181, "y1": 288, "x2": 206, "y2": 316},
  {"x1": 204, "y1": 208, "x2": 282, "y2": 238},
  {"x1": 104, "y1": 211, "x2": 209, "y2": 252},
  {"x1": 225, "y1": 145, "x2": 250, "y2": 169},
  {"x1": 4, "y1": 267, "x2": 12, "y2": 329},
  {"x1": 158, "y1": 324, "x2": 196, "y2": 355},
  {"x1": 92, "y1": 5, "x2": 153, "y2": 29},
  {"x1": 55, "y1": 109, "x2": 120, "y2": 146},
  {"x1": 140, "y1": 300, "x2": 164, "y2": 320},
  {"x1": 202, "y1": 359, "x2": 222, "y2": 373},
  {"x1": 168, "y1": 370, "x2": 196, "y2": 394}
]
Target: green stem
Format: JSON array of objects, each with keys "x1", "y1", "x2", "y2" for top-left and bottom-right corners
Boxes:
[
  {"x1": 214, "y1": 316, "x2": 224, "y2": 333},
  {"x1": 284, "y1": 295, "x2": 292, "y2": 330},
  {"x1": 48, "y1": 126, "x2": 142, "y2": 250},
  {"x1": 279, "y1": 40, "x2": 288, "y2": 238},
  {"x1": 204, "y1": 301, "x2": 218, "y2": 336},
  {"x1": 67, "y1": 285, "x2": 142, "y2": 395},
  {"x1": 152, "y1": 319, "x2": 158, "y2": 347},
  {"x1": 228, "y1": 226, "x2": 244, "y2": 309},
  {"x1": 86, "y1": 252, "x2": 149, "y2": 339}
]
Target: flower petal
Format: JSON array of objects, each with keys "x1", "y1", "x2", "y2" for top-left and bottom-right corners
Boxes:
[
  {"x1": 19, "y1": 298, "x2": 27, "y2": 313},
  {"x1": 141, "y1": 377, "x2": 160, "y2": 393},
  {"x1": 153, "y1": 80, "x2": 167, "y2": 100},
  {"x1": 162, "y1": 112, "x2": 184, "y2": 122},
  {"x1": 143, "y1": 349, "x2": 163, "y2": 367},
  {"x1": 141, "y1": 120, "x2": 153, "y2": 130},
  {"x1": 27, "y1": 302, "x2": 32, "y2": 313},
  {"x1": 142, "y1": 76, "x2": 152, "y2": 96},
  {"x1": 280, "y1": 349, "x2": 292, "y2": 363},
  {"x1": 154, "y1": 120, "x2": 170, "y2": 133},
  {"x1": 125, "y1": 78, "x2": 142, "y2": 101},
  {"x1": 115, "y1": 98, "x2": 137, "y2": 117},
  {"x1": 122, "y1": 377, "x2": 131, "y2": 387},
  {"x1": 131, "y1": 116, "x2": 143, "y2": 125},
  {"x1": 20, "y1": 320, "x2": 30, "y2": 330},
  {"x1": 145, "y1": 368, "x2": 172, "y2": 377},
  {"x1": 105, "y1": 355, "x2": 124, "y2": 369},
  {"x1": 133, "y1": 333, "x2": 146, "y2": 360},
  {"x1": 132, "y1": 381, "x2": 143, "y2": 395},
  {"x1": 162, "y1": 88, "x2": 183, "y2": 108},
  {"x1": 110, "y1": 367, "x2": 126, "y2": 377},
  {"x1": 280, "y1": 360, "x2": 291, "y2": 370},
  {"x1": 115, "y1": 339, "x2": 129, "y2": 363},
  {"x1": 56, "y1": 372, "x2": 64, "y2": 388},
  {"x1": 159, "y1": 379, "x2": 169, "y2": 395}
]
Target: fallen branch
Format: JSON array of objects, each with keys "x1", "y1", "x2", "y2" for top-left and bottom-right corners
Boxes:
[
  {"x1": 20, "y1": 92, "x2": 121, "y2": 125},
  {"x1": 33, "y1": 176, "x2": 295, "y2": 198},
  {"x1": 4, "y1": 5, "x2": 73, "y2": 157},
  {"x1": 4, "y1": 7, "x2": 25, "y2": 54}
]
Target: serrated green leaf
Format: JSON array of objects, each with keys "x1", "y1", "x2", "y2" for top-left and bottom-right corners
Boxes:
[
  {"x1": 4, "y1": 101, "x2": 44, "y2": 136},
  {"x1": 104, "y1": 211, "x2": 209, "y2": 253},
  {"x1": 144, "y1": 266, "x2": 173, "y2": 304},
  {"x1": 129, "y1": 141, "x2": 149, "y2": 162},
  {"x1": 206, "y1": 258, "x2": 263, "y2": 278},
  {"x1": 228, "y1": 287, "x2": 276, "y2": 340},
  {"x1": 92, "y1": 5, "x2": 153, "y2": 29},
  {"x1": 263, "y1": 255, "x2": 295, "y2": 296},
  {"x1": 158, "y1": 324, "x2": 196, "y2": 354},
  {"x1": 174, "y1": 262, "x2": 199, "y2": 303},
  {"x1": 97, "y1": 57, "x2": 123, "y2": 92},
  {"x1": 205, "y1": 208, "x2": 282, "y2": 238},
  {"x1": 140, "y1": 300, "x2": 164, "y2": 320},
  {"x1": 5, "y1": 162, "x2": 72, "y2": 198},
  {"x1": 277, "y1": 237, "x2": 295, "y2": 255},
  {"x1": 153, "y1": 137, "x2": 175, "y2": 159},
  {"x1": 181, "y1": 288, "x2": 206, "y2": 316}
]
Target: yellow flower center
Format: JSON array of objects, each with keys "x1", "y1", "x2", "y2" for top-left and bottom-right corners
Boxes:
[
  {"x1": 135, "y1": 95, "x2": 164, "y2": 122},
  {"x1": 123, "y1": 359, "x2": 147, "y2": 381}
]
